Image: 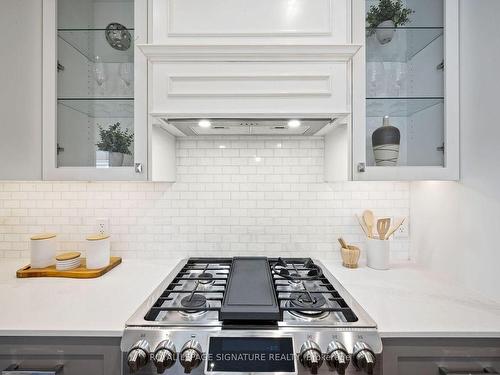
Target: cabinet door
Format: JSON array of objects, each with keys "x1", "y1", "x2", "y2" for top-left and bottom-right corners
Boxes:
[
  {"x1": 351, "y1": 0, "x2": 459, "y2": 180},
  {"x1": 0, "y1": 0, "x2": 42, "y2": 180},
  {"x1": 42, "y1": 0, "x2": 148, "y2": 180},
  {"x1": 0, "y1": 337, "x2": 121, "y2": 375},
  {"x1": 382, "y1": 338, "x2": 500, "y2": 375},
  {"x1": 151, "y1": 0, "x2": 349, "y2": 45},
  {"x1": 150, "y1": 61, "x2": 350, "y2": 117}
]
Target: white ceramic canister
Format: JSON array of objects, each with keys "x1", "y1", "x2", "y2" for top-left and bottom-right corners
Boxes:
[
  {"x1": 30, "y1": 233, "x2": 57, "y2": 268},
  {"x1": 365, "y1": 237, "x2": 390, "y2": 270},
  {"x1": 85, "y1": 234, "x2": 111, "y2": 269}
]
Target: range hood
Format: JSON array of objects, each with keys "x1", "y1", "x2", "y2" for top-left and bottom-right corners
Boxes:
[{"x1": 155, "y1": 118, "x2": 339, "y2": 137}]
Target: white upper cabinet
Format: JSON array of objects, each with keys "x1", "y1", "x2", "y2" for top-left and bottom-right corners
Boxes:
[
  {"x1": 42, "y1": 0, "x2": 148, "y2": 181},
  {"x1": 143, "y1": 0, "x2": 359, "y2": 122},
  {"x1": 151, "y1": 0, "x2": 350, "y2": 44},
  {"x1": 350, "y1": 0, "x2": 459, "y2": 181}
]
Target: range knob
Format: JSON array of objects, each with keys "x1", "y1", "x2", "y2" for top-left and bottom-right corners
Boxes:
[
  {"x1": 353, "y1": 342, "x2": 376, "y2": 375},
  {"x1": 127, "y1": 339, "x2": 150, "y2": 373},
  {"x1": 325, "y1": 341, "x2": 350, "y2": 375},
  {"x1": 299, "y1": 341, "x2": 323, "y2": 374},
  {"x1": 180, "y1": 340, "x2": 202, "y2": 374},
  {"x1": 153, "y1": 340, "x2": 177, "y2": 374}
]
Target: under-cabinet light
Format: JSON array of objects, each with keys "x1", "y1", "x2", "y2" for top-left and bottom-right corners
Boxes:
[{"x1": 198, "y1": 120, "x2": 212, "y2": 128}]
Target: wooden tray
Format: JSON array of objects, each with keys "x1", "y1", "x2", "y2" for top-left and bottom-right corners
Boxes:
[{"x1": 16, "y1": 257, "x2": 122, "y2": 279}]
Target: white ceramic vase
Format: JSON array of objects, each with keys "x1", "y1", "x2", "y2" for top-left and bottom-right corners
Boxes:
[
  {"x1": 109, "y1": 151, "x2": 124, "y2": 167},
  {"x1": 376, "y1": 20, "x2": 395, "y2": 45}
]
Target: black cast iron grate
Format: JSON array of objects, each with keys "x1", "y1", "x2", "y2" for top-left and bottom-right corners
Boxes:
[
  {"x1": 144, "y1": 257, "x2": 357, "y2": 323},
  {"x1": 270, "y1": 257, "x2": 358, "y2": 322}
]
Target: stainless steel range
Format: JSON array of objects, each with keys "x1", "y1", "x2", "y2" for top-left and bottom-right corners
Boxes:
[{"x1": 121, "y1": 257, "x2": 382, "y2": 375}]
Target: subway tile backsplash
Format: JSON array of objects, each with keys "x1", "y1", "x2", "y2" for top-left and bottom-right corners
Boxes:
[{"x1": 0, "y1": 137, "x2": 410, "y2": 260}]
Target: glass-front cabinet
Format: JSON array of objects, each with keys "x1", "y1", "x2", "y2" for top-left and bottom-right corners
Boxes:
[
  {"x1": 352, "y1": 0, "x2": 459, "y2": 180},
  {"x1": 42, "y1": 0, "x2": 147, "y2": 180}
]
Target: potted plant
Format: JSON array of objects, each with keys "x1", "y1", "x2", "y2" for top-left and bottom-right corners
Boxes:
[
  {"x1": 96, "y1": 122, "x2": 134, "y2": 166},
  {"x1": 366, "y1": 0, "x2": 414, "y2": 45}
]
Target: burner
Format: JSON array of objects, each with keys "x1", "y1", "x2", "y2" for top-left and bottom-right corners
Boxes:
[
  {"x1": 288, "y1": 273, "x2": 302, "y2": 287},
  {"x1": 290, "y1": 292, "x2": 326, "y2": 309},
  {"x1": 287, "y1": 292, "x2": 330, "y2": 320},
  {"x1": 198, "y1": 272, "x2": 214, "y2": 285},
  {"x1": 181, "y1": 294, "x2": 207, "y2": 309}
]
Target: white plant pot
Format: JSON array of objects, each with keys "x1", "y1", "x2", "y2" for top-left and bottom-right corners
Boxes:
[
  {"x1": 376, "y1": 20, "x2": 395, "y2": 45},
  {"x1": 109, "y1": 152, "x2": 124, "y2": 167}
]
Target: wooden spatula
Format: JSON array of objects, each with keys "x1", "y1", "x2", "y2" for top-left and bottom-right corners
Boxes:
[
  {"x1": 377, "y1": 218, "x2": 391, "y2": 240},
  {"x1": 385, "y1": 218, "x2": 406, "y2": 240},
  {"x1": 362, "y1": 210, "x2": 375, "y2": 238}
]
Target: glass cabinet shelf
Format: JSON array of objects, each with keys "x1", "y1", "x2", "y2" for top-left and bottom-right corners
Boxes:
[
  {"x1": 366, "y1": 27, "x2": 443, "y2": 62},
  {"x1": 58, "y1": 29, "x2": 134, "y2": 63},
  {"x1": 58, "y1": 98, "x2": 134, "y2": 118},
  {"x1": 366, "y1": 97, "x2": 443, "y2": 117}
]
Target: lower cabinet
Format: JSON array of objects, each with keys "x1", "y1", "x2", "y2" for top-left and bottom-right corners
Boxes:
[
  {"x1": 382, "y1": 338, "x2": 500, "y2": 375},
  {"x1": 0, "y1": 337, "x2": 121, "y2": 375}
]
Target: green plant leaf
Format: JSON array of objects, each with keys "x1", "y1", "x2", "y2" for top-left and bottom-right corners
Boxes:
[
  {"x1": 96, "y1": 122, "x2": 134, "y2": 155},
  {"x1": 366, "y1": 0, "x2": 414, "y2": 35}
]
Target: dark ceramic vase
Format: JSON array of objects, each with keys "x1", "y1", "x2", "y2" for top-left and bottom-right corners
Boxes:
[{"x1": 372, "y1": 116, "x2": 400, "y2": 166}]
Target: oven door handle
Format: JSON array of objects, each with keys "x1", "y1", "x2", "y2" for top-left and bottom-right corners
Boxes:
[
  {"x1": 439, "y1": 367, "x2": 498, "y2": 374},
  {"x1": 2, "y1": 364, "x2": 63, "y2": 375}
]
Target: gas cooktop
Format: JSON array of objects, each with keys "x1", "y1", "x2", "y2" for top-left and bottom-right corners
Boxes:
[{"x1": 121, "y1": 257, "x2": 382, "y2": 375}]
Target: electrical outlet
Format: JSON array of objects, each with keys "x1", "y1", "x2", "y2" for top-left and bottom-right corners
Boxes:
[{"x1": 96, "y1": 218, "x2": 109, "y2": 235}]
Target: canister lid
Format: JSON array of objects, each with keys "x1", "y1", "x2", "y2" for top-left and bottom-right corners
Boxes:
[
  {"x1": 86, "y1": 234, "x2": 110, "y2": 241},
  {"x1": 56, "y1": 252, "x2": 81, "y2": 261},
  {"x1": 30, "y1": 233, "x2": 57, "y2": 241}
]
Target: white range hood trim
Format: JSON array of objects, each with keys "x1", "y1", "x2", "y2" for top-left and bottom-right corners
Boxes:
[
  {"x1": 138, "y1": 44, "x2": 361, "y2": 62},
  {"x1": 154, "y1": 116, "x2": 348, "y2": 137},
  {"x1": 151, "y1": 112, "x2": 348, "y2": 119}
]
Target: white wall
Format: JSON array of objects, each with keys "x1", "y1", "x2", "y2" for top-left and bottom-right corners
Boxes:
[
  {"x1": 411, "y1": 0, "x2": 500, "y2": 301},
  {"x1": 0, "y1": 0, "x2": 42, "y2": 180},
  {"x1": 0, "y1": 137, "x2": 410, "y2": 261}
]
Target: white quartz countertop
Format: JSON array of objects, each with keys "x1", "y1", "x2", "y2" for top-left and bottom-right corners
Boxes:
[
  {"x1": 322, "y1": 261, "x2": 500, "y2": 338},
  {"x1": 0, "y1": 258, "x2": 499, "y2": 338},
  {"x1": 0, "y1": 258, "x2": 181, "y2": 337}
]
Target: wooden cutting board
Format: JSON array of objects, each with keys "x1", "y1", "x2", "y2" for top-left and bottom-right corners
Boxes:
[{"x1": 16, "y1": 257, "x2": 122, "y2": 279}]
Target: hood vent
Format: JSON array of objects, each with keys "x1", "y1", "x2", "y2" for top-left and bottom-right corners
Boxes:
[{"x1": 157, "y1": 118, "x2": 337, "y2": 136}]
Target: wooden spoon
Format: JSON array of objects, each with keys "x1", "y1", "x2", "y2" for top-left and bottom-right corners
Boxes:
[
  {"x1": 362, "y1": 210, "x2": 375, "y2": 238},
  {"x1": 385, "y1": 218, "x2": 406, "y2": 239},
  {"x1": 377, "y1": 218, "x2": 391, "y2": 240},
  {"x1": 338, "y1": 237, "x2": 348, "y2": 248},
  {"x1": 355, "y1": 214, "x2": 370, "y2": 238}
]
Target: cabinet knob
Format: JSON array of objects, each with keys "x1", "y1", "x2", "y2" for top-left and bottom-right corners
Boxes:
[
  {"x1": 135, "y1": 163, "x2": 143, "y2": 173},
  {"x1": 357, "y1": 162, "x2": 366, "y2": 173}
]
